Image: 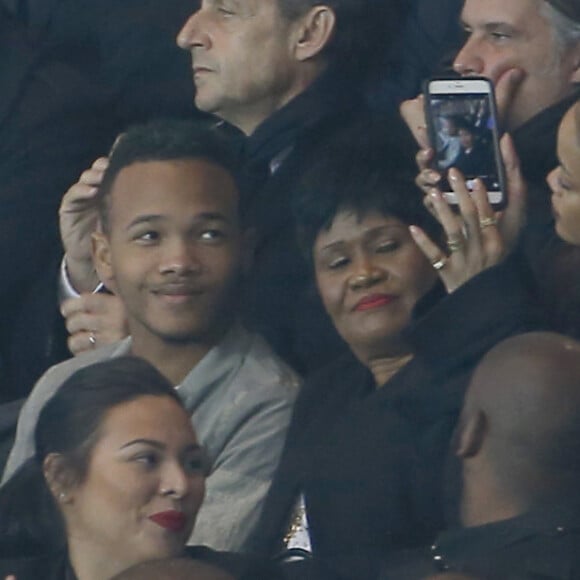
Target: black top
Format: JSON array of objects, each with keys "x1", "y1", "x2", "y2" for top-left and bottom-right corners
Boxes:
[
  {"x1": 251, "y1": 256, "x2": 542, "y2": 580},
  {"x1": 0, "y1": 545, "x2": 281, "y2": 580},
  {"x1": 240, "y1": 67, "x2": 418, "y2": 375},
  {"x1": 381, "y1": 501, "x2": 580, "y2": 580}
]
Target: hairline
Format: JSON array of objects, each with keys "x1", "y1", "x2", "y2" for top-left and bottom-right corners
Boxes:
[{"x1": 98, "y1": 156, "x2": 240, "y2": 236}]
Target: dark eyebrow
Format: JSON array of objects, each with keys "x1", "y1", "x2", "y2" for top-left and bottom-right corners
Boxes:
[
  {"x1": 120, "y1": 438, "x2": 203, "y2": 453},
  {"x1": 120, "y1": 438, "x2": 165, "y2": 450},
  {"x1": 318, "y1": 224, "x2": 406, "y2": 252},
  {"x1": 483, "y1": 22, "x2": 516, "y2": 34},
  {"x1": 126, "y1": 212, "x2": 229, "y2": 231},
  {"x1": 317, "y1": 239, "x2": 346, "y2": 254}
]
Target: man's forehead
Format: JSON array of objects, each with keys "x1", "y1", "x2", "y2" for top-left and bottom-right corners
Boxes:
[
  {"x1": 461, "y1": 0, "x2": 542, "y2": 26},
  {"x1": 205, "y1": 0, "x2": 272, "y2": 14},
  {"x1": 109, "y1": 160, "x2": 239, "y2": 211}
]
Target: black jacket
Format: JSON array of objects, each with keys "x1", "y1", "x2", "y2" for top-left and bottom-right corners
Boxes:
[
  {"x1": 250, "y1": 257, "x2": 541, "y2": 580},
  {"x1": 241, "y1": 68, "x2": 417, "y2": 375},
  {"x1": 0, "y1": 546, "x2": 282, "y2": 580},
  {"x1": 381, "y1": 501, "x2": 580, "y2": 580}
]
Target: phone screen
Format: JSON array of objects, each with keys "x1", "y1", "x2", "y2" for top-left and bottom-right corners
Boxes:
[{"x1": 426, "y1": 82, "x2": 504, "y2": 206}]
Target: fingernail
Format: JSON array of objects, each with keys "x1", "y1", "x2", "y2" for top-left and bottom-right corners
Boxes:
[
  {"x1": 427, "y1": 170, "x2": 440, "y2": 181},
  {"x1": 94, "y1": 158, "x2": 109, "y2": 169}
]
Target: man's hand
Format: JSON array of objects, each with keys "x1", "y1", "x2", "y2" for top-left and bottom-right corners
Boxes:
[
  {"x1": 400, "y1": 94, "x2": 431, "y2": 150},
  {"x1": 61, "y1": 293, "x2": 128, "y2": 355},
  {"x1": 59, "y1": 157, "x2": 109, "y2": 293},
  {"x1": 494, "y1": 68, "x2": 525, "y2": 130}
]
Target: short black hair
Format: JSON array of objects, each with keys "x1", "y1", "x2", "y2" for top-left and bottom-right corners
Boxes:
[
  {"x1": 97, "y1": 119, "x2": 244, "y2": 234},
  {"x1": 293, "y1": 118, "x2": 443, "y2": 263},
  {"x1": 277, "y1": 0, "x2": 407, "y2": 80}
]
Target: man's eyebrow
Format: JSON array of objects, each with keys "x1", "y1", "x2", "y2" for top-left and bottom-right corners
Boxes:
[
  {"x1": 125, "y1": 212, "x2": 229, "y2": 230},
  {"x1": 460, "y1": 19, "x2": 514, "y2": 32},
  {"x1": 126, "y1": 214, "x2": 163, "y2": 229},
  {"x1": 483, "y1": 21, "x2": 516, "y2": 33}
]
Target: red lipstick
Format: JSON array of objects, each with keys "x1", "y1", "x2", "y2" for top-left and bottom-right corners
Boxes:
[
  {"x1": 355, "y1": 294, "x2": 397, "y2": 312},
  {"x1": 149, "y1": 510, "x2": 187, "y2": 532}
]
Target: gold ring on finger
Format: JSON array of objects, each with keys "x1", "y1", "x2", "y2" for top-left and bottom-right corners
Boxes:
[
  {"x1": 431, "y1": 257, "x2": 447, "y2": 271},
  {"x1": 446, "y1": 238, "x2": 464, "y2": 253},
  {"x1": 479, "y1": 217, "x2": 498, "y2": 229}
]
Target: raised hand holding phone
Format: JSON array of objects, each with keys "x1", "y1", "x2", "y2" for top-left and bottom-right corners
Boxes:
[
  {"x1": 409, "y1": 134, "x2": 526, "y2": 294},
  {"x1": 423, "y1": 77, "x2": 507, "y2": 210}
]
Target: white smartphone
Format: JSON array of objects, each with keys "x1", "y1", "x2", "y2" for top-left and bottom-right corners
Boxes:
[{"x1": 424, "y1": 77, "x2": 506, "y2": 210}]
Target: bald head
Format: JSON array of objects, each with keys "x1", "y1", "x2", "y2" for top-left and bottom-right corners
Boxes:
[
  {"x1": 457, "y1": 332, "x2": 580, "y2": 523},
  {"x1": 110, "y1": 558, "x2": 234, "y2": 580}
]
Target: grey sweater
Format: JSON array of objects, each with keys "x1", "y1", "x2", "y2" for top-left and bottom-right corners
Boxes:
[{"x1": 2, "y1": 324, "x2": 300, "y2": 552}]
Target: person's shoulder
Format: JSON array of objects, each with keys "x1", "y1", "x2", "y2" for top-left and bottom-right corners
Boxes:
[
  {"x1": 235, "y1": 328, "x2": 301, "y2": 401},
  {"x1": 37, "y1": 338, "x2": 130, "y2": 389}
]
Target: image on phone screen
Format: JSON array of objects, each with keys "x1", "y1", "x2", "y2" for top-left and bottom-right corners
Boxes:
[{"x1": 429, "y1": 93, "x2": 501, "y2": 193}]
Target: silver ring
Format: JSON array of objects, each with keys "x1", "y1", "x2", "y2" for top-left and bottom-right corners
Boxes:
[
  {"x1": 479, "y1": 217, "x2": 498, "y2": 229},
  {"x1": 88, "y1": 332, "x2": 97, "y2": 348},
  {"x1": 431, "y1": 257, "x2": 447, "y2": 271}
]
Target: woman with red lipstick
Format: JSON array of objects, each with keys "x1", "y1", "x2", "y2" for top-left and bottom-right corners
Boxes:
[
  {"x1": 250, "y1": 124, "x2": 538, "y2": 580},
  {"x1": 0, "y1": 357, "x2": 280, "y2": 580}
]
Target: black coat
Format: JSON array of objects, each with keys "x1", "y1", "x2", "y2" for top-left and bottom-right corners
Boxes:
[
  {"x1": 0, "y1": 13, "x2": 114, "y2": 403},
  {"x1": 241, "y1": 68, "x2": 418, "y2": 375},
  {"x1": 0, "y1": 0, "x2": 203, "y2": 404},
  {"x1": 251, "y1": 257, "x2": 542, "y2": 580},
  {"x1": 381, "y1": 501, "x2": 580, "y2": 580},
  {"x1": 0, "y1": 546, "x2": 281, "y2": 580}
]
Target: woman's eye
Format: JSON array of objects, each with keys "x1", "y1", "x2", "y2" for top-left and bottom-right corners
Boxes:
[
  {"x1": 558, "y1": 177, "x2": 572, "y2": 192},
  {"x1": 376, "y1": 240, "x2": 399, "y2": 253},
  {"x1": 328, "y1": 256, "x2": 349, "y2": 269},
  {"x1": 134, "y1": 453, "x2": 159, "y2": 468}
]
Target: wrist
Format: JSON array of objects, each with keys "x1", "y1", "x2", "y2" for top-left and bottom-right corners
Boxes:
[{"x1": 64, "y1": 256, "x2": 100, "y2": 293}]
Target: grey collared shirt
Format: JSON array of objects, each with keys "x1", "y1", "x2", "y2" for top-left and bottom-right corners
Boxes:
[{"x1": 3, "y1": 324, "x2": 300, "y2": 551}]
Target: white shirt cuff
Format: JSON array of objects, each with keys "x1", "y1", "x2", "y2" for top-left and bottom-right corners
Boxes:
[{"x1": 58, "y1": 256, "x2": 104, "y2": 302}]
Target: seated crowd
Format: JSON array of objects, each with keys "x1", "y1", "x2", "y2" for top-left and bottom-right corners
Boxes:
[{"x1": 1, "y1": 0, "x2": 580, "y2": 579}]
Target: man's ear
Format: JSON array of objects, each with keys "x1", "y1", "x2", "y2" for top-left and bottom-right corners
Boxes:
[
  {"x1": 43, "y1": 453, "x2": 76, "y2": 504},
  {"x1": 455, "y1": 410, "x2": 487, "y2": 459},
  {"x1": 92, "y1": 231, "x2": 116, "y2": 293},
  {"x1": 293, "y1": 6, "x2": 336, "y2": 62}
]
